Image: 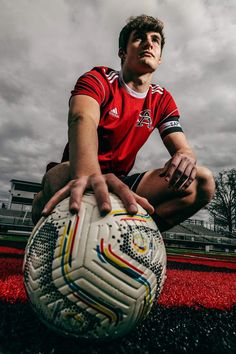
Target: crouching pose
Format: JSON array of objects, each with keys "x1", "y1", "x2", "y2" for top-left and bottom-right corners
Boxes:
[{"x1": 32, "y1": 15, "x2": 215, "y2": 231}]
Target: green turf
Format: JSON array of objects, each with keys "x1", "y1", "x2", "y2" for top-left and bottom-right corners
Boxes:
[
  {"x1": 166, "y1": 247, "x2": 236, "y2": 257},
  {"x1": 0, "y1": 235, "x2": 28, "y2": 243}
]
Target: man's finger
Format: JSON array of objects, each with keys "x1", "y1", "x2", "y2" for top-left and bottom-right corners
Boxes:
[
  {"x1": 69, "y1": 177, "x2": 88, "y2": 213},
  {"x1": 163, "y1": 154, "x2": 182, "y2": 182},
  {"x1": 182, "y1": 166, "x2": 197, "y2": 190},
  {"x1": 169, "y1": 158, "x2": 189, "y2": 188},
  {"x1": 174, "y1": 164, "x2": 196, "y2": 190},
  {"x1": 159, "y1": 163, "x2": 169, "y2": 177},
  {"x1": 42, "y1": 184, "x2": 71, "y2": 215},
  {"x1": 133, "y1": 193, "x2": 155, "y2": 215},
  {"x1": 106, "y1": 174, "x2": 138, "y2": 214},
  {"x1": 90, "y1": 174, "x2": 111, "y2": 214}
]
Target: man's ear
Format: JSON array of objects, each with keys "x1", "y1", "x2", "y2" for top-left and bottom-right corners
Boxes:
[{"x1": 118, "y1": 48, "x2": 126, "y2": 59}]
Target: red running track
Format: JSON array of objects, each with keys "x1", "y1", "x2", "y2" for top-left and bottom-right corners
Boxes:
[{"x1": 0, "y1": 248, "x2": 235, "y2": 310}]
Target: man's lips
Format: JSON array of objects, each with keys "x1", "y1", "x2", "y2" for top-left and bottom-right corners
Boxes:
[{"x1": 139, "y1": 51, "x2": 154, "y2": 58}]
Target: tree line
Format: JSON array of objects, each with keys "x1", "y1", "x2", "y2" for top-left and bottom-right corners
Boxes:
[{"x1": 207, "y1": 168, "x2": 236, "y2": 235}]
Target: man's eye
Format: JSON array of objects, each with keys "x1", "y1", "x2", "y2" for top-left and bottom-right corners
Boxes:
[{"x1": 153, "y1": 37, "x2": 160, "y2": 44}]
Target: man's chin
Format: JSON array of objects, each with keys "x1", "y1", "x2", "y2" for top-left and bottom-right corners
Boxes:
[{"x1": 138, "y1": 61, "x2": 156, "y2": 74}]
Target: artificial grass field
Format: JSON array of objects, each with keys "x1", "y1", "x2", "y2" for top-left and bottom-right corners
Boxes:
[{"x1": 0, "y1": 242, "x2": 235, "y2": 354}]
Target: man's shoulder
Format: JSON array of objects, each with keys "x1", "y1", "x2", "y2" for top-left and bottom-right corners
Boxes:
[
  {"x1": 79, "y1": 66, "x2": 119, "y2": 89},
  {"x1": 150, "y1": 83, "x2": 176, "y2": 100},
  {"x1": 150, "y1": 82, "x2": 171, "y2": 95},
  {"x1": 85, "y1": 66, "x2": 119, "y2": 79},
  {"x1": 150, "y1": 83, "x2": 164, "y2": 96}
]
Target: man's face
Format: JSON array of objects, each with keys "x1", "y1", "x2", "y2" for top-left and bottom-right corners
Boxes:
[{"x1": 121, "y1": 30, "x2": 162, "y2": 73}]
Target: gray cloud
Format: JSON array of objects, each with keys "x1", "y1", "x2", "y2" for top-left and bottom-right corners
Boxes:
[
  {"x1": 0, "y1": 78, "x2": 28, "y2": 104},
  {"x1": 0, "y1": 0, "x2": 236, "y2": 201}
]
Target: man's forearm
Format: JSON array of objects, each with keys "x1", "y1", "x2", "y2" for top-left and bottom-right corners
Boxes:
[{"x1": 68, "y1": 113, "x2": 101, "y2": 179}]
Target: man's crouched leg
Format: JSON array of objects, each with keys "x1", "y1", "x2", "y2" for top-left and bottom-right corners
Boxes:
[
  {"x1": 32, "y1": 162, "x2": 71, "y2": 224},
  {"x1": 136, "y1": 165, "x2": 215, "y2": 231}
]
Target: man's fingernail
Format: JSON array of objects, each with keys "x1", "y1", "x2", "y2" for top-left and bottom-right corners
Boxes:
[
  {"x1": 42, "y1": 208, "x2": 47, "y2": 214},
  {"x1": 102, "y1": 202, "x2": 110, "y2": 210},
  {"x1": 100, "y1": 210, "x2": 109, "y2": 217},
  {"x1": 129, "y1": 204, "x2": 137, "y2": 214},
  {"x1": 150, "y1": 207, "x2": 155, "y2": 215},
  {"x1": 100, "y1": 203, "x2": 110, "y2": 217}
]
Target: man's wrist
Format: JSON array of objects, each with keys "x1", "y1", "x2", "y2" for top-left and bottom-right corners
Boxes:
[
  {"x1": 176, "y1": 150, "x2": 196, "y2": 164},
  {"x1": 70, "y1": 171, "x2": 102, "y2": 180}
]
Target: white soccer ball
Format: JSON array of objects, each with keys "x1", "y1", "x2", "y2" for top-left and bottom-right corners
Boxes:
[{"x1": 23, "y1": 192, "x2": 166, "y2": 340}]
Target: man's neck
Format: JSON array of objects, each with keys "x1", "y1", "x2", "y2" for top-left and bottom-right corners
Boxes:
[{"x1": 121, "y1": 69, "x2": 153, "y2": 93}]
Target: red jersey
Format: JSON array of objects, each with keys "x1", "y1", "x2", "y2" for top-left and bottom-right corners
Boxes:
[{"x1": 62, "y1": 66, "x2": 182, "y2": 176}]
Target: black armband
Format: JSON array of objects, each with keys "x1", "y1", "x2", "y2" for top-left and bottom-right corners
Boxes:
[{"x1": 158, "y1": 116, "x2": 183, "y2": 139}]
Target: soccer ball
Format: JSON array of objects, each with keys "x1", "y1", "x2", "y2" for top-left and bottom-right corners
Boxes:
[{"x1": 23, "y1": 192, "x2": 166, "y2": 340}]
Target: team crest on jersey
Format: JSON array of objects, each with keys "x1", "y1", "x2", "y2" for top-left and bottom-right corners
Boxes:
[{"x1": 136, "y1": 109, "x2": 153, "y2": 129}]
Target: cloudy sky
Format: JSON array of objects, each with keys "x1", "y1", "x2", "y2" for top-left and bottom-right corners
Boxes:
[{"x1": 0, "y1": 0, "x2": 236, "y2": 202}]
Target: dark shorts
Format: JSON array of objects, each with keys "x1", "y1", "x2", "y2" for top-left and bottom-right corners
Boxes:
[
  {"x1": 119, "y1": 172, "x2": 147, "y2": 193},
  {"x1": 120, "y1": 171, "x2": 168, "y2": 231},
  {"x1": 45, "y1": 162, "x2": 146, "y2": 194}
]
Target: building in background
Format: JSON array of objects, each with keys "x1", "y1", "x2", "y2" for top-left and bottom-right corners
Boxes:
[
  {"x1": 8, "y1": 179, "x2": 41, "y2": 211},
  {"x1": 0, "y1": 179, "x2": 235, "y2": 253},
  {"x1": 0, "y1": 200, "x2": 8, "y2": 209}
]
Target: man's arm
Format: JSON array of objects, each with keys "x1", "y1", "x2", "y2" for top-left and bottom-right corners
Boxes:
[
  {"x1": 41, "y1": 95, "x2": 154, "y2": 217},
  {"x1": 160, "y1": 132, "x2": 197, "y2": 190},
  {"x1": 68, "y1": 95, "x2": 101, "y2": 178}
]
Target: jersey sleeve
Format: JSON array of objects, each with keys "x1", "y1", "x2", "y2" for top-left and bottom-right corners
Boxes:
[
  {"x1": 70, "y1": 67, "x2": 109, "y2": 106},
  {"x1": 157, "y1": 90, "x2": 183, "y2": 139}
]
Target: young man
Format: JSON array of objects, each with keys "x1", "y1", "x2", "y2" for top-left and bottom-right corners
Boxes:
[{"x1": 32, "y1": 15, "x2": 215, "y2": 231}]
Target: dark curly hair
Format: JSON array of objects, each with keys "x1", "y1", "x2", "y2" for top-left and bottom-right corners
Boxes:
[{"x1": 119, "y1": 15, "x2": 165, "y2": 53}]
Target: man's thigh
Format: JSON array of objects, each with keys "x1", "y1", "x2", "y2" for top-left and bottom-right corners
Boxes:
[
  {"x1": 134, "y1": 168, "x2": 192, "y2": 205},
  {"x1": 119, "y1": 172, "x2": 147, "y2": 193}
]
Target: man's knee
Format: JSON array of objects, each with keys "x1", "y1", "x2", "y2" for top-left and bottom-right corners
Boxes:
[
  {"x1": 196, "y1": 166, "x2": 215, "y2": 205},
  {"x1": 32, "y1": 191, "x2": 47, "y2": 224},
  {"x1": 172, "y1": 166, "x2": 215, "y2": 209},
  {"x1": 43, "y1": 161, "x2": 71, "y2": 196}
]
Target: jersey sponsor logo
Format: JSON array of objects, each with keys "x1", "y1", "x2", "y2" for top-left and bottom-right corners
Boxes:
[
  {"x1": 109, "y1": 107, "x2": 119, "y2": 118},
  {"x1": 136, "y1": 109, "x2": 153, "y2": 129}
]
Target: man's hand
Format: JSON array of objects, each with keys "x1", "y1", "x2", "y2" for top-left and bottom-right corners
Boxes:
[
  {"x1": 41, "y1": 173, "x2": 154, "y2": 218},
  {"x1": 160, "y1": 152, "x2": 197, "y2": 190}
]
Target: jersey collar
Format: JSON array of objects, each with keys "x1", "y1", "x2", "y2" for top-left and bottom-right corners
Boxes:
[{"x1": 119, "y1": 71, "x2": 149, "y2": 99}]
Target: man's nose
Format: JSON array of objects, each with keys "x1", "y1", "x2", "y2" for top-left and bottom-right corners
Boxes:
[{"x1": 142, "y1": 36, "x2": 153, "y2": 48}]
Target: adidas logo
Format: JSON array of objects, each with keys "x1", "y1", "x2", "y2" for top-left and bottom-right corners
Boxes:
[{"x1": 109, "y1": 107, "x2": 119, "y2": 118}]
